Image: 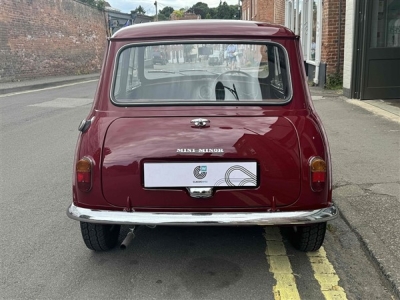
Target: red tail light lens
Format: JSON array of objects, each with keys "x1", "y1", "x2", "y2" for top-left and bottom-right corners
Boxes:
[
  {"x1": 310, "y1": 157, "x2": 326, "y2": 192},
  {"x1": 76, "y1": 157, "x2": 92, "y2": 192}
]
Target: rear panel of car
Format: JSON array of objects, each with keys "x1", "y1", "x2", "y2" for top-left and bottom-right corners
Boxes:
[
  {"x1": 73, "y1": 22, "x2": 331, "y2": 212},
  {"x1": 100, "y1": 115, "x2": 301, "y2": 209}
]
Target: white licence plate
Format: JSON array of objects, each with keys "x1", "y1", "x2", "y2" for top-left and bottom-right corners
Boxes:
[{"x1": 144, "y1": 162, "x2": 257, "y2": 188}]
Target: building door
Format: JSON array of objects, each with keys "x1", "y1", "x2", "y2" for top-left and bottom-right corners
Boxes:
[{"x1": 355, "y1": 0, "x2": 400, "y2": 100}]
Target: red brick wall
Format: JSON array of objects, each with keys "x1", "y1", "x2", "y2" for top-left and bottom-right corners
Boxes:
[
  {"x1": 274, "y1": 0, "x2": 285, "y2": 26},
  {"x1": 0, "y1": 0, "x2": 107, "y2": 82},
  {"x1": 257, "y1": 0, "x2": 274, "y2": 22},
  {"x1": 241, "y1": 0, "x2": 284, "y2": 25},
  {"x1": 321, "y1": 0, "x2": 346, "y2": 75}
]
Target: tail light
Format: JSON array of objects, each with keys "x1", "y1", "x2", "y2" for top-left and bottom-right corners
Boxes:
[
  {"x1": 309, "y1": 157, "x2": 326, "y2": 192},
  {"x1": 76, "y1": 157, "x2": 93, "y2": 192}
]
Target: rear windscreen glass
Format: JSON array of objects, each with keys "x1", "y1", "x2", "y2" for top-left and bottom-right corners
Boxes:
[{"x1": 112, "y1": 42, "x2": 291, "y2": 105}]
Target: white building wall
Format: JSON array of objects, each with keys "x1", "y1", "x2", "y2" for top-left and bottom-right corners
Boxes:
[{"x1": 343, "y1": 0, "x2": 356, "y2": 91}]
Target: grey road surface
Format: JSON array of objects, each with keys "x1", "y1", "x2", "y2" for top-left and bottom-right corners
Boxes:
[{"x1": 0, "y1": 81, "x2": 396, "y2": 299}]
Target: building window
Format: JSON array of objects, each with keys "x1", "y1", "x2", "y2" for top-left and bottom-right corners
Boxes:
[
  {"x1": 285, "y1": 0, "x2": 322, "y2": 63},
  {"x1": 371, "y1": 0, "x2": 400, "y2": 48}
]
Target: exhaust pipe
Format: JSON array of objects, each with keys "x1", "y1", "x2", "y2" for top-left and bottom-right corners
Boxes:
[{"x1": 120, "y1": 231, "x2": 135, "y2": 250}]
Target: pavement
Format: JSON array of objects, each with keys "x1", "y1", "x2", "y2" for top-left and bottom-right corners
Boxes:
[
  {"x1": 310, "y1": 86, "x2": 400, "y2": 299},
  {"x1": 1, "y1": 76, "x2": 399, "y2": 298},
  {"x1": 0, "y1": 73, "x2": 99, "y2": 95}
]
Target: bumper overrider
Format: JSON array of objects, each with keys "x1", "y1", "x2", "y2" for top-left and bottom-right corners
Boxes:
[{"x1": 67, "y1": 203, "x2": 338, "y2": 226}]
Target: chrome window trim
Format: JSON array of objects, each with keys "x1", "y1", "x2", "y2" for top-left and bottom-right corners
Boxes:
[{"x1": 110, "y1": 39, "x2": 293, "y2": 106}]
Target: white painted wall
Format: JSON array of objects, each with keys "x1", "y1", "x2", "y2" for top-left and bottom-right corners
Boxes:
[{"x1": 343, "y1": 0, "x2": 356, "y2": 90}]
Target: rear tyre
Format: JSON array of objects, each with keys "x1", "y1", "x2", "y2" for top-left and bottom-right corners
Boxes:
[
  {"x1": 80, "y1": 222, "x2": 121, "y2": 251},
  {"x1": 289, "y1": 222, "x2": 326, "y2": 252}
]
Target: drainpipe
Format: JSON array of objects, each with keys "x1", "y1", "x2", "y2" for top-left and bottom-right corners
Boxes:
[
  {"x1": 313, "y1": 0, "x2": 323, "y2": 85},
  {"x1": 314, "y1": 64, "x2": 320, "y2": 85},
  {"x1": 337, "y1": 0, "x2": 342, "y2": 74},
  {"x1": 295, "y1": 0, "x2": 300, "y2": 35}
]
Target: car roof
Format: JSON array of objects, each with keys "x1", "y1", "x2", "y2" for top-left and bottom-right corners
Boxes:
[{"x1": 111, "y1": 20, "x2": 295, "y2": 41}]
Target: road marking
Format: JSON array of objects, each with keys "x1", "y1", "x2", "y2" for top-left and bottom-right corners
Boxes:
[
  {"x1": 29, "y1": 97, "x2": 93, "y2": 108},
  {"x1": 264, "y1": 227, "x2": 301, "y2": 300},
  {"x1": 0, "y1": 80, "x2": 98, "y2": 98},
  {"x1": 307, "y1": 247, "x2": 347, "y2": 300}
]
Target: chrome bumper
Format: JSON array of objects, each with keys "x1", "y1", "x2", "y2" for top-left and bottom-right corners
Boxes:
[{"x1": 67, "y1": 203, "x2": 338, "y2": 226}]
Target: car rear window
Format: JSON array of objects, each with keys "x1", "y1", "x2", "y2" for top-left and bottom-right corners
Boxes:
[{"x1": 112, "y1": 42, "x2": 292, "y2": 105}]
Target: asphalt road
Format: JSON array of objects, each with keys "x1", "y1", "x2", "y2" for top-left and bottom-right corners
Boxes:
[{"x1": 0, "y1": 81, "x2": 396, "y2": 299}]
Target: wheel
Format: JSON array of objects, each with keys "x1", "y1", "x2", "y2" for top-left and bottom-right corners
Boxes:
[
  {"x1": 215, "y1": 70, "x2": 252, "y2": 80},
  {"x1": 213, "y1": 70, "x2": 259, "y2": 100},
  {"x1": 80, "y1": 222, "x2": 121, "y2": 251},
  {"x1": 288, "y1": 222, "x2": 326, "y2": 252}
]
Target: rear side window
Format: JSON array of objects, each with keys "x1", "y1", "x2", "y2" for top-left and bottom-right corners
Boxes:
[{"x1": 112, "y1": 42, "x2": 291, "y2": 105}]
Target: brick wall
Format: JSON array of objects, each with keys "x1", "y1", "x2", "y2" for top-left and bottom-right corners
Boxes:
[
  {"x1": 0, "y1": 0, "x2": 107, "y2": 82},
  {"x1": 241, "y1": 0, "x2": 285, "y2": 25},
  {"x1": 321, "y1": 0, "x2": 346, "y2": 76},
  {"x1": 274, "y1": 0, "x2": 285, "y2": 26},
  {"x1": 257, "y1": 0, "x2": 274, "y2": 22}
]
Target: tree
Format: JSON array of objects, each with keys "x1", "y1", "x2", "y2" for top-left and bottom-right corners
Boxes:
[
  {"x1": 160, "y1": 6, "x2": 174, "y2": 17},
  {"x1": 190, "y1": 2, "x2": 210, "y2": 19},
  {"x1": 208, "y1": 4, "x2": 237, "y2": 20},
  {"x1": 157, "y1": 14, "x2": 169, "y2": 21},
  {"x1": 216, "y1": 1, "x2": 232, "y2": 19},
  {"x1": 132, "y1": 5, "x2": 146, "y2": 15},
  {"x1": 79, "y1": 0, "x2": 106, "y2": 10},
  {"x1": 96, "y1": 0, "x2": 106, "y2": 10},
  {"x1": 158, "y1": 6, "x2": 174, "y2": 20},
  {"x1": 173, "y1": 10, "x2": 185, "y2": 18},
  {"x1": 208, "y1": 7, "x2": 217, "y2": 19}
]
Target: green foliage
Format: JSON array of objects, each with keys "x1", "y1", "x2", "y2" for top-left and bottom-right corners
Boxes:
[
  {"x1": 190, "y1": 2, "x2": 210, "y2": 19},
  {"x1": 217, "y1": 2, "x2": 238, "y2": 19},
  {"x1": 96, "y1": 0, "x2": 105, "y2": 10},
  {"x1": 190, "y1": 1, "x2": 238, "y2": 19},
  {"x1": 208, "y1": 7, "x2": 217, "y2": 18},
  {"x1": 217, "y1": 1, "x2": 230, "y2": 19},
  {"x1": 173, "y1": 10, "x2": 185, "y2": 18},
  {"x1": 132, "y1": 5, "x2": 146, "y2": 15},
  {"x1": 160, "y1": 6, "x2": 174, "y2": 17},
  {"x1": 79, "y1": 0, "x2": 105, "y2": 10},
  {"x1": 326, "y1": 223, "x2": 337, "y2": 233},
  {"x1": 157, "y1": 13, "x2": 169, "y2": 21},
  {"x1": 325, "y1": 73, "x2": 343, "y2": 90},
  {"x1": 168, "y1": 1, "x2": 238, "y2": 20}
]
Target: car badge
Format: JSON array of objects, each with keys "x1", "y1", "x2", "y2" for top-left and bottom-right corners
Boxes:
[{"x1": 191, "y1": 118, "x2": 210, "y2": 128}]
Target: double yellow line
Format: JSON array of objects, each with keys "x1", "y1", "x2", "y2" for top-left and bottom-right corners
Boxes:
[{"x1": 264, "y1": 227, "x2": 347, "y2": 300}]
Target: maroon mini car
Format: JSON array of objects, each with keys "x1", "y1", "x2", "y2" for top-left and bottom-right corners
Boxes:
[{"x1": 67, "y1": 20, "x2": 338, "y2": 252}]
